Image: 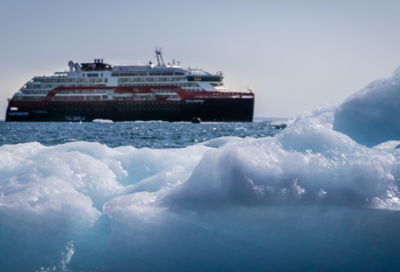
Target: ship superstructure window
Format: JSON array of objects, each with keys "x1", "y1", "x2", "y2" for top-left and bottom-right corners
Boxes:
[
  {"x1": 41, "y1": 79, "x2": 70, "y2": 84},
  {"x1": 118, "y1": 77, "x2": 185, "y2": 83},
  {"x1": 57, "y1": 90, "x2": 95, "y2": 94},
  {"x1": 22, "y1": 96, "x2": 43, "y2": 101},
  {"x1": 86, "y1": 96, "x2": 101, "y2": 101},
  {"x1": 112, "y1": 72, "x2": 148, "y2": 77},
  {"x1": 26, "y1": 85, "x2": 41, "y2": 89},
  {"x1": 116, "y1": 82, "x2": 200, "y2": 88},
  {"x1": 89, "y1": 78, "x2": 103, "y2": 83},
  {"x1": 23, "y1": 90, "x2": 47, "y2": 94},
  {"x1": 87, "y1": 73, "x2": 99, "y2": 77},
  {"x1": 149, "y1": 71, "x2": 174, "y2": 76},
  {"x1": 187, "y1": 76, "x2": 223, "y2": 82},
  {"x1": 70, "y1": 96, "x2": 85, "y2": 101}
]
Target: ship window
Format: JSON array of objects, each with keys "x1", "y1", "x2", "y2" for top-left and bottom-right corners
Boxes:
[
  {"x1": 86, "y1": 96, "x2": 101, "y2": 101},
  {"x1": 83, "y1": 74, "x2": 85, "y2": 77},
  {"x1": 120, "y1": 73, "x2": 136, "y2": 76},
  {"x1": 88, "y1": 73, "x2": 99, "y2": 78}
]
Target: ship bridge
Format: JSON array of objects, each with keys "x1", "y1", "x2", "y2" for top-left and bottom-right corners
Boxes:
[{"x1": 80, "y1": 59, "x2": 112, "y2": 72}]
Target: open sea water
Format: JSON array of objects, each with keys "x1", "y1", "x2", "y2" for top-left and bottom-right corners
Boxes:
[{"x1": 0, "y1": 118, "x2": 287, "y2": 148}]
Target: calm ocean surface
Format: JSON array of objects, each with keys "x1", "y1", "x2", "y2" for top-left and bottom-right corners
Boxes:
[{"x1": 0, "y1": 118, "x2": 290, "y2": 148}]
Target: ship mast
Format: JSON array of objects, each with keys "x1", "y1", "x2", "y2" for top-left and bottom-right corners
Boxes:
[{"x1": 155, "y1": 49, "x2": 165, "y2": 66}]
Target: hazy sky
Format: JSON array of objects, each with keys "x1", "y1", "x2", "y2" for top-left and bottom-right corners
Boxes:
[{"x1": 1, "y1": 0, "x2": 400, "y2": 119}]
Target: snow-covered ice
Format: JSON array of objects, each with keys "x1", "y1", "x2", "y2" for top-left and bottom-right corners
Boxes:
[{"x1": 3, "y1": 67, "x2": 400, "y2": 271}]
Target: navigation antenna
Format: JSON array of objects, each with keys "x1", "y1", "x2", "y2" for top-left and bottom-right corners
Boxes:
[{"x1": 155, "y1": 48, "x2": 165, "y2": 66}]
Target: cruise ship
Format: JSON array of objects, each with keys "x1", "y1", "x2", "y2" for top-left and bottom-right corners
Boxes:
[{"x1": 5, "y1": 50, "x2": 254, "y2": 122}]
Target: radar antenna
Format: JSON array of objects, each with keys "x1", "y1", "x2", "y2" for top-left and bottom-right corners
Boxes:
[
  {"x1": 155, "y1": 47, "x2": 165, "y2": 66},
  {"x1": 74, "y1": 63, "x2": 81, "y2": 71}
]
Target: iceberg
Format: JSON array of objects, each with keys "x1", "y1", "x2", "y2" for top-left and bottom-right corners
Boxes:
[{"x1": 2, "y1": 67, "x2": 400, "y2": 271}]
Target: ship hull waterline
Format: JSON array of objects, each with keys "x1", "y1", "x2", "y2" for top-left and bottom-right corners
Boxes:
[{"x1": 6, "y1": 98, "x2": 254, "y2": 122}]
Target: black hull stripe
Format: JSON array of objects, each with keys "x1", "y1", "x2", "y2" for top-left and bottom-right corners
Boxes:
[{"x1": 6, "y1": 99, "x2": 254, "y2": 122}]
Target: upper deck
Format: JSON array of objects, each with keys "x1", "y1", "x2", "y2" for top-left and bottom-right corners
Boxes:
[{"x1": 10, "y1": 50, "x2": 251, "y2": 102}]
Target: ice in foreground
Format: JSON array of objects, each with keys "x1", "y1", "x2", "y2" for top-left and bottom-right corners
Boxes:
[{"x1": 3, "y1": 68, "x2": 400, "y2": 271}]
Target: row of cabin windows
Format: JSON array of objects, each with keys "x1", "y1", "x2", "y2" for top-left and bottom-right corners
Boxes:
[
  {"x1": 24, "y1": 81, "x2": 199, "y2": 91},
  {"x1": 23, "y1": 90, "x2": 48, "y2": 94},
  {"x1": 13, "y1": 101, "x2": 188, "y2": 108},
  {"x1": 13, "y1": 95, "x2": 184, "y2": 102},
  {"x1": 50, "y1": 101, "x2": 183, "y2": 105},
  {"x1": 30, "y1": 76, "x2": 191, "y2": 86},
  {"x1": 54, "y1": 96, "x2": 104, "y2": 101},
  {"x1": 83, "y1": 73, "x2": 103, "y2": 78},
  {"x1": 58, "y1": 90, "x2": 96, "y2": 94},
  {"x1": 118, "y1": 77, "x2": 185, "y2": 83},
  {"x1": 22, "y1": 88, "x2": 184, "y2": 95},
  {"x1": 35, "y1": 73, "x2": 185, "y2": 82},
  {"x1": 50, "y1": 101, "x2": 188, "y2": 107},
  {"x1": 39, "y1": 78, "x2": 82, "y2": 83},
  {"x1": 118, "y1": 83, "x2": 199, "y2": 87},
  {"x1": 13, "y1": 95, "x2": 105, "y2": 101},
  {"x1": 36, "y1": 77, "x2": 182, "y2": 84},
  {"x1": 21, "y1": 89, "x2": 198, "y2": 96},
  {"x1": 116, "y1": 101, "x2": 184, "y2": 105},
  {"x1": 23, "y1": 84, "x2": 105, "y2": 93},
  {"x1": 23, "y1": 79, "x2": 195, "y2": 91},
  {"x1": 187, "y1": 76, "x2": 223, "y2": 82},
  {"x1": 26, "y1": 78, "x2": 108, "y2": 87},
  {"x1": 35, "y1": 74, "x2": 189, "y2": 84},
  {"x1": 50, "y1": 107, "x2": 184, "y2": 111},
  {"x1": 112, "y1": 71, "x2": 185, "y2": 77},
  {"x1": 154, "y1": 90, "x2": 178, "y2": 93}
]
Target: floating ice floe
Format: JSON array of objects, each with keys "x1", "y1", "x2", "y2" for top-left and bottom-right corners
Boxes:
[{"x1": 92, "y1": 119, "x2": 114, "y2": 123}]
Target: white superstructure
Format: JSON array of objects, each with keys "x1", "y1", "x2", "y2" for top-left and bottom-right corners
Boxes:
[{"x1": 12, "y1": 51, "x2": 232, "y2": 102}]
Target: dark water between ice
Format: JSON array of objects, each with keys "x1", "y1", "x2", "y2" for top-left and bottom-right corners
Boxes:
[{"x1": 0, "y1": 118, "x2": 289, "y2": 148}]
